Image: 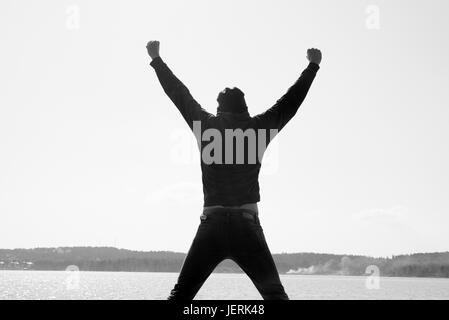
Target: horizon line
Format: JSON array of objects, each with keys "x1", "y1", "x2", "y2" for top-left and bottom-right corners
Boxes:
[{"x1": 1, "y1": 245, "x2": 448, "y2": 259}]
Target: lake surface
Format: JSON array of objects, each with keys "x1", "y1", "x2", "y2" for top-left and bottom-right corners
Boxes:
[{"x1": 1, "y1": 271, "x2": 449, "y2": 300}]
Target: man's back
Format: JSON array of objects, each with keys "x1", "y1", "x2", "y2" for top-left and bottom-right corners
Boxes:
[
  {"x1": 196, "y1": 111, "x2": 265, "y2": 206},
  {"x1": 148, "y1": 43, "x2": 321, "y2": 207}
]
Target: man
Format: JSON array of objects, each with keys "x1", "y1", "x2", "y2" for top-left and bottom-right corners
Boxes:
[{"x1": 146, "y1": 40, "x2": 321, "y2": 300}]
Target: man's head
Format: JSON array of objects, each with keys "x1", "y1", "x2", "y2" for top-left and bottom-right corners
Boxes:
[{"x1": 217, "y1": 87, "x2": 248, "y2": 114}]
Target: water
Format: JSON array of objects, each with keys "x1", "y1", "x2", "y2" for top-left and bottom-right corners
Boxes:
[{"x1": 1, "y1": 271, "x2": 448, "y2": 300}]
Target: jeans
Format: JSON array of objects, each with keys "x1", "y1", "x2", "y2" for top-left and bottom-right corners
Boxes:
[{"x1": 167, "y1": 207, "x2": 289, "y2": 300}]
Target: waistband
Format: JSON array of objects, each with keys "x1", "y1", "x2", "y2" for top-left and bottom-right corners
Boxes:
[
  {"x1": 204, "y1": 202, "x2": 258, "y2": 212},
  {"x1": 202, "y1": 206, "x2": 259, "y2": 218}
]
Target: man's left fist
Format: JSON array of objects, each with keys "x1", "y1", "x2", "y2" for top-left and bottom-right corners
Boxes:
[{"x1": 146, "y1": 40, "x2": 160, "y2": 59}]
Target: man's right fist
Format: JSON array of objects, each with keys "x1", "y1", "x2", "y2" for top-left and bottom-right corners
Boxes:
[
  {"x1": 307, "y1": 48, "x2": 322, "y2": 65},
  {"x1": 146, "y1": 41, "x2": 160, "y2": 59}
]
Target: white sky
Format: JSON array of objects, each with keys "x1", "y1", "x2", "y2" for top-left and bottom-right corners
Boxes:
[{"x1": 1, "y1": 0, "x2": 448, "y2": 257}]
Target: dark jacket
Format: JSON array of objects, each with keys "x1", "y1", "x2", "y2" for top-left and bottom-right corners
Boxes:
[{"x1": 150, "y1": 56, "x2": 319, "y2": 206}]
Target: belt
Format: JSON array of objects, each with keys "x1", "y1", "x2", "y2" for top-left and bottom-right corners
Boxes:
[
  {"x1": 203, "y1": 202, "x2": 258, "y2": 213},
  {"x1": 201, "y1": 204, "x2": 259, "y2": 222}
]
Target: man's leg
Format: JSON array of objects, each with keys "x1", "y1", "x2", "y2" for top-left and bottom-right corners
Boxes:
[
  {"x1": 168, "y1": 217, "x2": 224, "y2": 300},
  {"x1": 230, "y1": 212, "x2": 289, "y2": 300}
]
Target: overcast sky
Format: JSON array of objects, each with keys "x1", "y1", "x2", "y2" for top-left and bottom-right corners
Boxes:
[{"x1": 1, "y1": 0, "x2": 448, "y2": 257}]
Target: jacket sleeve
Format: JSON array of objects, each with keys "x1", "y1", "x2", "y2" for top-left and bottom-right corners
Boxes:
[
  {"x1": 255, "y1": 62, "x2": 320, "y2": 131},
  {"x1": 150, "y1": 56, "x2": 212, "y2": 129}
]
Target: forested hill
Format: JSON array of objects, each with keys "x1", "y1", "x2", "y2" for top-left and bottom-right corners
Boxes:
[{"x1": 1, "y1": 247, "x2": 449, "y2": 278}]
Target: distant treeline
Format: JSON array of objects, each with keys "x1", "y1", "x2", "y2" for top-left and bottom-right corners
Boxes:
[{"x1": 1, "y1": 247, "x2": 449, "y2": 278}]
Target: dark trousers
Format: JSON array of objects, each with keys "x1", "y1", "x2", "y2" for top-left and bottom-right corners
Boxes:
[{"x1": 167, "y1": 207, "x2": 289, "y2": 300}]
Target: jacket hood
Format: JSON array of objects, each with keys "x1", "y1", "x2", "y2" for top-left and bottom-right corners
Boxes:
[
  {"x1": 216, "y1": 110, "x2": 251, "y2": 119},
  {"x1": 216, "y1": 87, "x2": 248, "y2": 114}
]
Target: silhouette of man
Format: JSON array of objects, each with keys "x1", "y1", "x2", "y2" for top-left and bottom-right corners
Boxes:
[{"x1": 147, "y1": 40, "x2": 321, "y2": 300}]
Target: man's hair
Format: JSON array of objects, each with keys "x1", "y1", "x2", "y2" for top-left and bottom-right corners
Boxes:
[{"x1": 217, "y1": 87, "x2": 248, "y2": 114}]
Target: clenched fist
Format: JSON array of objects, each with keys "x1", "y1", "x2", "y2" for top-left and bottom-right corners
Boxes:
[
  {"x1": 307, "y1": 48, "x2": 322, "y2": 65},
  {"x1": 146, "y1": 40, "x2": 160, "y2": 59}
]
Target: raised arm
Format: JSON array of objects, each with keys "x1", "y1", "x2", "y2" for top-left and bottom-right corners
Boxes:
[
  {"x1": 147, "y1": 41, "x2": 212, "y2": 130},
  {"x1": 255, "y1": 48, "x2": 321, "y2": 131}
]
